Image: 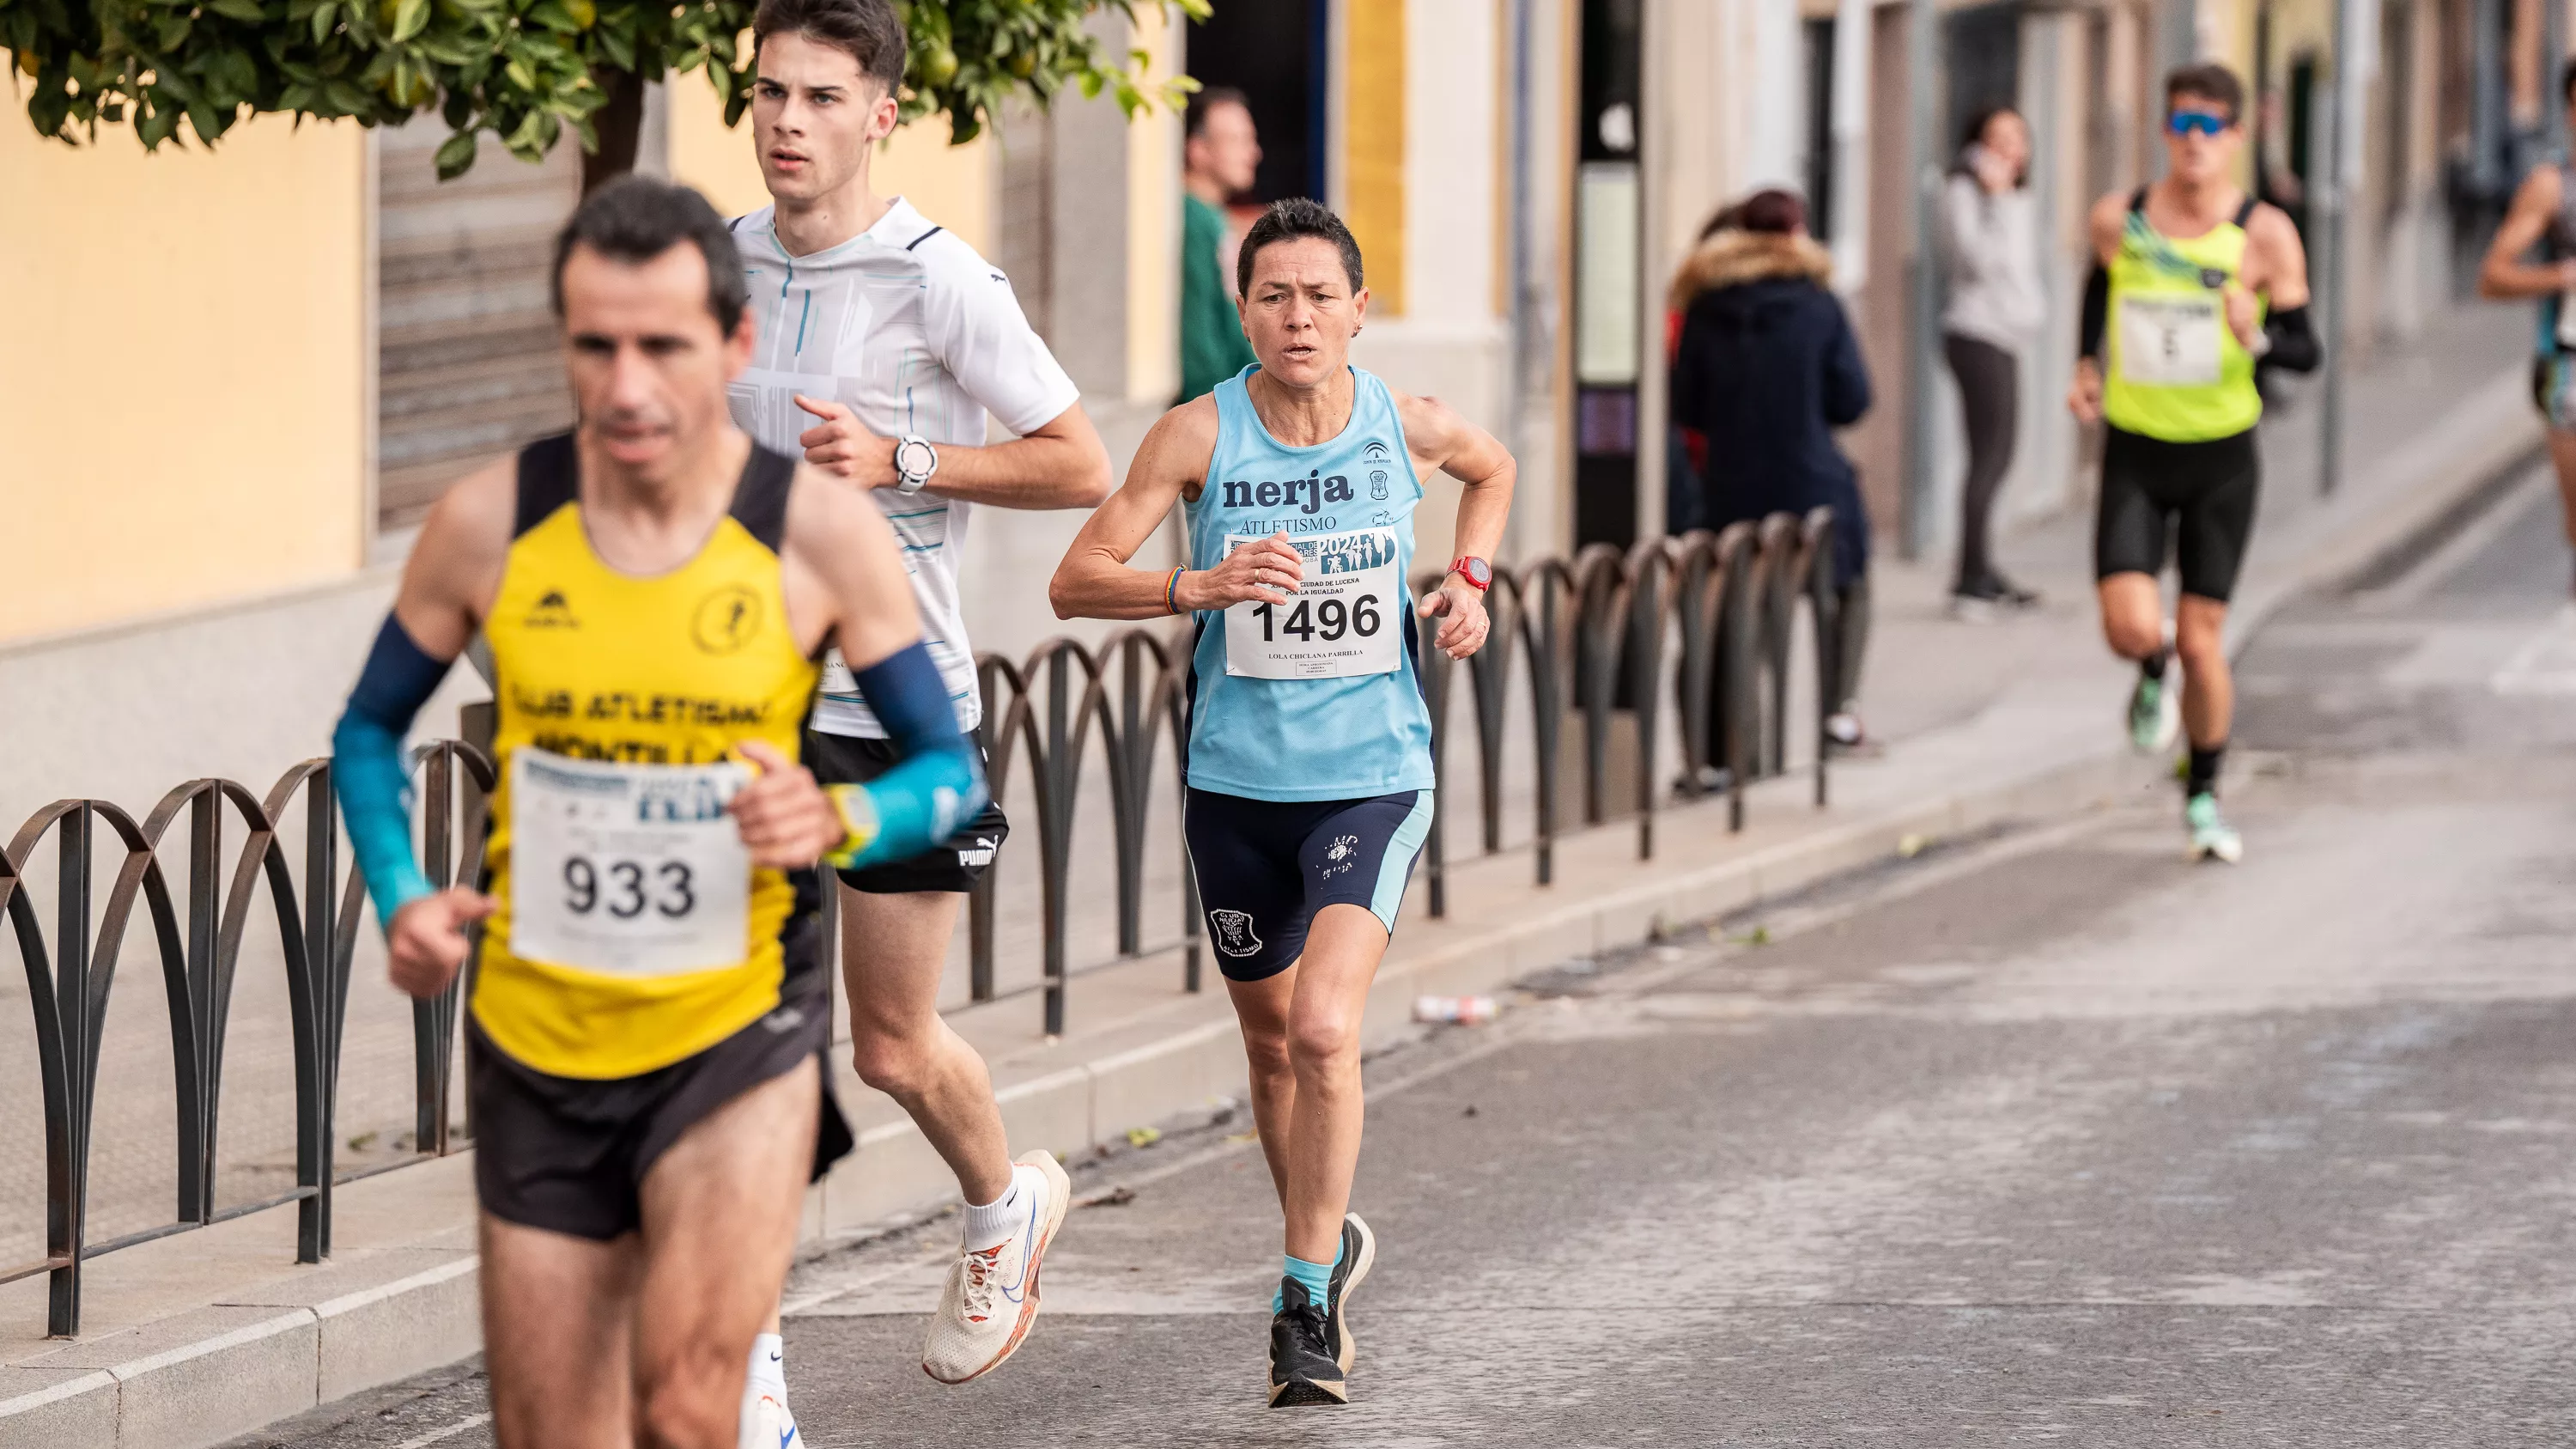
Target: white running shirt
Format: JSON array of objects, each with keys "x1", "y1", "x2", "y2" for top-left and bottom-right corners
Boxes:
[{"x1": 728, "y1": 198, "x2": 1080, "y2": 737}]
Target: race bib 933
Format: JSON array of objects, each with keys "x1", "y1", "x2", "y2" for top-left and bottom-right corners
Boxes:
[{"x1": 509, "y1": 752, "x2": 754, "y2": 977}]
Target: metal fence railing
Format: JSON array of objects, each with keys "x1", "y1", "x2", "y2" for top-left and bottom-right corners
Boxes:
[{"x1": 0, "y1": 508, "x2": 1834, "y2": 1336}]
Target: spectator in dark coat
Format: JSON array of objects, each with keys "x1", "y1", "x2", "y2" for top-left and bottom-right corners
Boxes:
[{"x1": 1669, "y1": 187, "x2": 1876, "y2": 749}]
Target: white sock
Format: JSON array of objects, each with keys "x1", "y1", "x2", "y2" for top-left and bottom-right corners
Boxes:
[
  {"x1": 746, "y1": 1331, "x2": 787, "y2": 1397},
  {"x1": 961, "y1": 1165, "x2": 1034, "y2": 1250}
]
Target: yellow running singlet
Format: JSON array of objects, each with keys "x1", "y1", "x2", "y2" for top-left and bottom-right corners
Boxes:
[
  {"x1": 2102, "y1": 189, "x2": 2265, "y2": 442},
  {"x1": 473, "y1": 435, "x2": 823, "y2": 1080}
]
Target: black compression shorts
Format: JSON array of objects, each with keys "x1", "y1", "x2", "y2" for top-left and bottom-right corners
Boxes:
[{"x1": 2094, "y1": 425, "x2": 2260, "y2": 603}]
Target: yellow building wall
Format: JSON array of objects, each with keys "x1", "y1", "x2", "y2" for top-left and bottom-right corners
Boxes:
[
  {"x1": 0, "y1": 113, "x2": 367, "y2": 644},
  {"x1": 1128, "y1": 3, "x2": 1183, "y2": 403},
  {"x1": 1345, "y1": 0, "x2": 1409, "y2": 315},
  {"x1": 665, "y1": 69, "x2": 993, "y2": 257}
]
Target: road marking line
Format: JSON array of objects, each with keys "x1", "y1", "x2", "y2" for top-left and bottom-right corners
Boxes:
[
  {"x1": 2490, "y1": 604, "x2": 2576, "y2": 695},
  {"x1": 392, "y1": 1410, "x2": 491, "y2": 1449}
]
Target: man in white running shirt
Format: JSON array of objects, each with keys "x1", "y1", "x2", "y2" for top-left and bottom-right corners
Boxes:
[{"x1": 726, "y1": 0, "x2": 1113, "y2": 1440}]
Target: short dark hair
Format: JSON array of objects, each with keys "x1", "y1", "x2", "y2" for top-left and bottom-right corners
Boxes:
[
  {"x1": 2561, "y1": 56, "x2": 2576, "y2": 107},
  {"x1": 1739, "y1": 188, "x2": 1806, "y2": 236},
  {"x1": 1960, "y1": 102, "x2": 2025, "y2": 150},
  {"x1": 551, "y1": 176, "x2": 749, "y2": 336},
  {"x1": 2166, "y1": 62, "x2": 2245, "y2": 124},
  {"x1": 1235, "y1": 197, "x2": 1364, "y2": 297},
  {"x1": 753, "y1": 0, "x2": 907, "y2": 95},
  {"x1": 1186, "y1": 86, "x2": 1251, "y2": 140}
]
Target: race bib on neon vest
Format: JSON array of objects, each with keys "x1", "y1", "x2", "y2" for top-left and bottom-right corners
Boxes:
[{"x1": 2117, "y1": 294, "x2": 2224, "y2": 387}]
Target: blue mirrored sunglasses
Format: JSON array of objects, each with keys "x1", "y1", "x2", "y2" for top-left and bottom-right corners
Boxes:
[{"x1": 2167, "y1": 110, "x2": 2230, "y2": 137}]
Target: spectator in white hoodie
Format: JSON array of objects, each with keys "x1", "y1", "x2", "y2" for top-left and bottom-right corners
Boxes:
[{"x1": 1941, "y1": 104, "x2": 2047, "y2": 618}]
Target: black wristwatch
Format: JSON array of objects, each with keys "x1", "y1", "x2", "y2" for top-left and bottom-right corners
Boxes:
[{"x1": 893, "y1": 435, "x2": 939, "y2": 496}]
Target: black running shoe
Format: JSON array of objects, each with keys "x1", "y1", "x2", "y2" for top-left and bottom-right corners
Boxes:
[
  {"x1": 1321, "y1": 1213, "x2": 1376, "y2": 1372},
  {"x1": 1268, "y1": 1278, "x2": 1345, "y2": 1406}
]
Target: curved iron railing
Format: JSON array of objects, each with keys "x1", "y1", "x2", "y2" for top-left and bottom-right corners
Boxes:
[
  {"x1": 0, "y1": 508, "x2": 1831, "y2": 1336},
  {"x1": 0, "y1": 740, "x2": 488, "y2": 1337}
]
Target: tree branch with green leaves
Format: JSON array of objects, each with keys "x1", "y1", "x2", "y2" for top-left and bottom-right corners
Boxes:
[{"x1": 1, "y1": 0, "x2": 1206, "y2": 181}]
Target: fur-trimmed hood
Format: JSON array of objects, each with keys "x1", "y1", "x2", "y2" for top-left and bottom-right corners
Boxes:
[{"x1": 1669, "y1": 228, "x2": 1835, "y2": 312}]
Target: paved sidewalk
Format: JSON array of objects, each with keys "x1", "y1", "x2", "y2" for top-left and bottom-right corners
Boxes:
[{"x1": 0, "y1": 302, "x2": 2542, "y2": 1449}]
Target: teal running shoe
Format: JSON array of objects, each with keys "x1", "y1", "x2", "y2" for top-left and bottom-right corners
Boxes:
[
  {"x1": 2185, "y1": 792, "x2": 2242, "y2": 864},
  {"x1": 2128, "y1": 669, "x2": 2180, "y2": 755}
]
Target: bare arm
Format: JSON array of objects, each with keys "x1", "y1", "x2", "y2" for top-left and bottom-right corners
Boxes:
[
  {"x1": 793, "y1": 397, "x2": 1114, "y2": 508},
  {"x1": 1396, "y1": 392, "x2": 1514, "y2": 660},
  {"x1": 777, "y1": 461, "x2": 927, "y2": 669},
  {"x1": 2482, "y1": 167, "x2": 2576, "y2": 300},
  {"x1": 1048, "y1": 398, "x2": 1303, "y2": 620},
  {"x1": 2244, "y1": 202, "x2": 2311, "y2": 309},
  {"x1": 390, "y1": 457, "x2": 514, "y2": 659},
  {"x1": 2086, "y1": 190, "x2": 2128, "y2": 268},
  {"x1": 727, "y1": 464, "x2": 939, "y2": 873}
]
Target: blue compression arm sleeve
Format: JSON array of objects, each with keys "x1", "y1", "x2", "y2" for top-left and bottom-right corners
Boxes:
[
  {"x1": 823, "y1": 641, "x2": 989, "y2": 871},
  {"x1": 331, "y1": 615, "x2": 452, "y2": 933}
]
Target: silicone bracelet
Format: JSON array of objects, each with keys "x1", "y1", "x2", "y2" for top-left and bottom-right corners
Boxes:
[{"x1": 1165, "y1": 564, "x2": 1185, "y2": 614}]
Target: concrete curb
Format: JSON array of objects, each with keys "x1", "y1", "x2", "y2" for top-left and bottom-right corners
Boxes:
[
  {"x1": 0, "y1": 374, "x2": 2530, "y2": 1449},
  {"x1": 1, "y1": 1254, "x2": 478, "y2": 1449},
  {"x1": 2251, "y1": 366, "x2": 2543, "y2": 619}
]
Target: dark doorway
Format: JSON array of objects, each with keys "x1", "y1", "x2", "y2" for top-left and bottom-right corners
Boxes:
[
  {"x1": 1804, "y1": 17, "x2": 1838, "y2": 243},
  {"x1": 1181, "y1": 2, "x2": 1328, "y2": 203},
  {"x1": 1574, "y1": 0, "x2": 1643, "y2": 548},
  {"x1": 1943, "y1": 0, "x2": 2023, "y2": 159}
]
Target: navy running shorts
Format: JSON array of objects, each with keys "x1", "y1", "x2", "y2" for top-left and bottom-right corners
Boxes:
[{"x1": 1183, "y1": 787, "x2": 1435, "y2": 983}]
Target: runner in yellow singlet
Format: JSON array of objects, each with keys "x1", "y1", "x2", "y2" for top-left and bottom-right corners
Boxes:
[
  {"x1": 329, "y1": 177, "x2": 984, "y2": 1448},
  {"x1": 2068, "y1": 62, "x2": 2319, "y2": 864}
]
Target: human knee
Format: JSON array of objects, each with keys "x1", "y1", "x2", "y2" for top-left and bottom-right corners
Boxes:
[
  {"x1": 2101, "y1": 609, "x2": 2162, "y2": 661},
  {"x1": 1239, "y1": 1019, "x2": 1293, "y2": 1079},
  {"x1": 635, "y1": 1353, "x2": 735, "y2": 1449},
  {"x1": 1285, "y1": 1010, "x2": 1359, "y2": 1076},
  {"x1": 849, "y1": 1021, "x2": 939, "y2": 1100},
  {"x1": 2173, "y1": 618, "x2": 2227, "y2": 673}
]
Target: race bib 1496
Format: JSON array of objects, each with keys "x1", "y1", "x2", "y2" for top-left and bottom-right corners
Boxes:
[
  {"x1": 1222, "y1": 527, "x2": 1405, "y2": 680},
  {"x1": 508, "y1": 752, "x2": 753, "y2": 977}
]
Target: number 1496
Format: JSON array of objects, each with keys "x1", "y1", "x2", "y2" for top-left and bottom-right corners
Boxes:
[{"x1": 1250, "y1": 594, "x2": 1382, "y2": 642}]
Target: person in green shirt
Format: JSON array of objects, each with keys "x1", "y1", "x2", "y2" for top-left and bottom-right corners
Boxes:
[{"x1": 1182, "y1": 87, "x2": 1262, "y2": 402}]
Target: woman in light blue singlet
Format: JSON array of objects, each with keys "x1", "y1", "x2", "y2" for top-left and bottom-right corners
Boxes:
[
  {"x1": 1048, "y1": 198, "x2": 1516, "y2": 1408},
  {"x1": 1182, "y1": 361, "x2": 1438, "y2": 804}
]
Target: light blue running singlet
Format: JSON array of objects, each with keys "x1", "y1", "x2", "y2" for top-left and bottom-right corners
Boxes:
[{"x1": 1183, "y1": 365, "x2": 1437, "y2": 802}]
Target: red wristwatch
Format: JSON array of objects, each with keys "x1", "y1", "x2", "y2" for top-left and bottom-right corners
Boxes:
[{"x1": 1449, "y1": 556, "x2": 1492, "y2": 592}]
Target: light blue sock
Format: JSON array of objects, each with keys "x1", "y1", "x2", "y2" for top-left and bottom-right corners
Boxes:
[{"x1": 1272, "y1": 1242, "x2": 1344, "y2": 1312}]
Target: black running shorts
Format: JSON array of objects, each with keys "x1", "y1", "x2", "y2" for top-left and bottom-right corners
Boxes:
[
  {"x1": 803, "y1": 729, "x2": 1010, "y2": 894},
  {"x1": 1183, "y1": 787, "x2": 1435, "y2": 983},
  {"x1": 2093, "y1": 424, "x2": 2261, "y2": 603},
  {"x1": 467, "y1": 912, "x2": 854, "y2": 1241}
]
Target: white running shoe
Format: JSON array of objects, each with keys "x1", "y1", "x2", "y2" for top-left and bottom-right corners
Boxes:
[
  {"x1": 740, "y1": 1387, "x2": 797, "y2": 1449},
  {"x1": 2185, "y1": 792, "x2": 2243, "y2": 864},
  {"x1": 921, "y1": 1150, "x2": 1072, "y2": 1385},
  {"x1": 2127, "y1": 668, "x2": 2181, "y2": 755}
]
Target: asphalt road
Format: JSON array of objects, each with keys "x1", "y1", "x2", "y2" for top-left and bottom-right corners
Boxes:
[{"x1": 233, "y1": 468, "x2": 2576, "y2": 1447}]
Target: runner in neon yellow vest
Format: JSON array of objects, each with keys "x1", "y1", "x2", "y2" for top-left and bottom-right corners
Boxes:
[{"x1": 2067, "y1": 62, "x2": 2318, "y2": 865}]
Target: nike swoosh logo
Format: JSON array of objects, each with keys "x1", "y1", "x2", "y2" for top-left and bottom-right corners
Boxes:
[{"x1": 1000, "y1": 1196, "x2": 1040, "y2": 1301}]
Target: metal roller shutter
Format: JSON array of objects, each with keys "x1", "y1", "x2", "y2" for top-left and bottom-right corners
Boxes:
[{"x1": 374, "y1": 125, "x2": 580, "y2": 529}]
